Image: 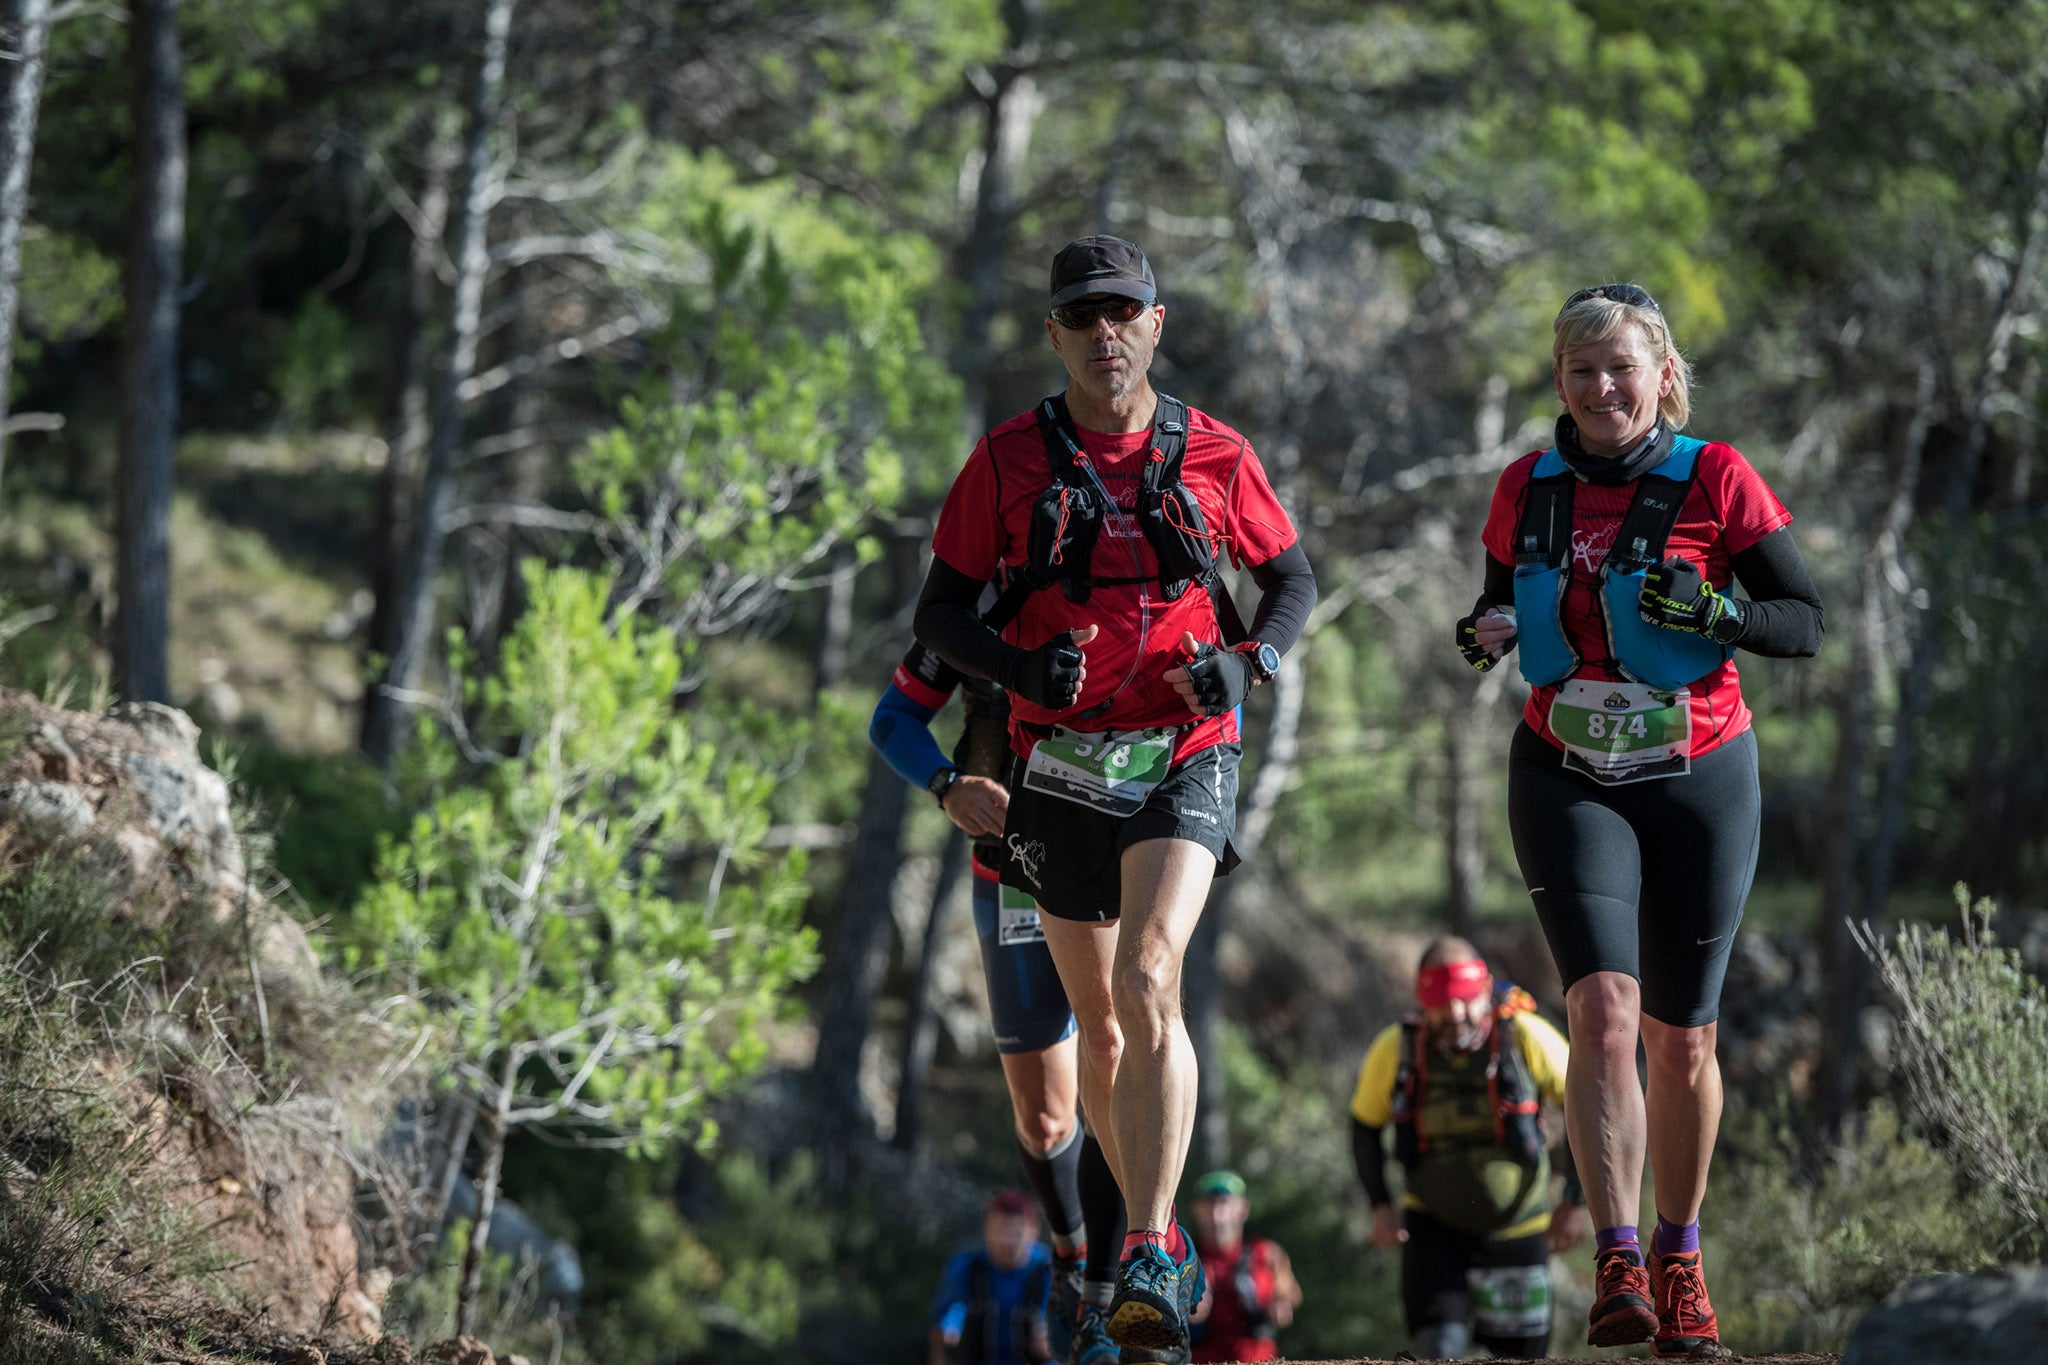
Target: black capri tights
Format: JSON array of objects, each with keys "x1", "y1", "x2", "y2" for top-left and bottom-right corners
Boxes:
[{"x1": 1507, "y1": 723, "x2": 1760, "y2": 1027}]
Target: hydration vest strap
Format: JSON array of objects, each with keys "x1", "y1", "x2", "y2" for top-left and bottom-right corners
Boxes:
[
  {"x1": 1516, "y1": 438, "x2": 1705, "y2": 572},
  {"x1": 1009, "y1": 392, "x2": 1240, "y2": 638}
]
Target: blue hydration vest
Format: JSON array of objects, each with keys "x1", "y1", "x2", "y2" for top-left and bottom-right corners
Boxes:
[{"x1": 1510, "y1": 436, "x2": 1731, "y2": 691}]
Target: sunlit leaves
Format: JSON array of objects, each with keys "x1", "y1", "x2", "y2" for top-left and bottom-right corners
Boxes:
[{"x1": 352, "y1": 562, "x2": 820, "y2": 1154}]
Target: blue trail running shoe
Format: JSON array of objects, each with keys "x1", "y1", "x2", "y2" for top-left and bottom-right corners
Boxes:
[
  {"x1": 1067, "y1": 1300, "x2": 1120, "y2": 1365},
  {"x1": 1048, "y1": 1254, "x2": 1083, "y2": 1362},
  {"x1": 1107, "y1": 1230, "x2": 1205, "y2": 1360}
]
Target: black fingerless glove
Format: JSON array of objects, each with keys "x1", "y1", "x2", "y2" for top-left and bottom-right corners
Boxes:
[
  {"x1": 1639, "y1": 556, "x2": 1746, "y2": 645},
  {"x1": 1004, "y1": 631, "x2": 1086, "y2": 710},
  {"x1": 1180, "y1": 641, "x2": 1254, "y2": 715},
  {"x1": 1455, "y1": 596, "x2": 1514, "y2": 672}
]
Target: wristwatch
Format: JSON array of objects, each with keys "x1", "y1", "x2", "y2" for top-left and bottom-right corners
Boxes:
[
  {"x1": 927, "y1": 766, "x2": 963, "y2": 805},
  {"x1": 1235, "y1": 640, "x2": 1282, "y2": 684}
]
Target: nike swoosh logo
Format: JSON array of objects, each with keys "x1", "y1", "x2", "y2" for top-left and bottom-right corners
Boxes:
[{"x1": 1697, "y1": 935, "x2": 1723, "y2": 945}]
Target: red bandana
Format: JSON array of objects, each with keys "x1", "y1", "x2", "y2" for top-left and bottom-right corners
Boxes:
[{"x1": 1416, "y1": 959, "x2": 1489, "y2": 1008}]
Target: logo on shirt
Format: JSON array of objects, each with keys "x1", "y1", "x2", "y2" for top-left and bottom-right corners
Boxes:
[
  {"x1": 1570, "y1": 524, "x2": 1617, "y2": 573},
  {"x1": 1104, "y1": 512, "x2": 1141, "y2": 539}
]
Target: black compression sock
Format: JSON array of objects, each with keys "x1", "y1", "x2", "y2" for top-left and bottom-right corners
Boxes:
[
  {"x1": 1079, "y1": 1130, "x2": 1126, "y2": 1290},
  {"x1": 1017, "y1": 1122, "x2": 1085, "y2": 1248}
]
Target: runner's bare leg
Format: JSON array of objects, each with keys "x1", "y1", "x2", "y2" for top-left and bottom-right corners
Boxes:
[
  {"x1": 1108, "y1": 836, "x2": 1214, "y2": 1235},
  {"x1": 996, "y1": 1034, "x2": 1080, "y2": 1153},
  {"x1": 1640, "y1": 1016, "x2": 1721, "y2": 1231},
  {"x1": 1039, "y1": 914, "x2": 1125, "y2": 1183},
  {"x1": 1564, "y1": 970, "x2": 1647, "y2": 1233}
]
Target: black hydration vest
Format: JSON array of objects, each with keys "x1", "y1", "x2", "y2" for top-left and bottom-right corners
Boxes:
[
  {"x1": 958, "y1": 1254, "x2": 1052, "y2": 1365},
  {"x1": 1389, "y1": 999, "x2": 1546, "y2": 1169},
  {"x1": 981, "y1": 392, "x2": 1246, "y2": 641}
]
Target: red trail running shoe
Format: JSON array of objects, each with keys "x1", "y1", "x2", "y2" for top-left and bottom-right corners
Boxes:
[
  {"x1": 1587, "y1": 1246, "x2": 1657, "y2": 1347},
  {"x1": 1650, "y1": 1249, "x2": 1733, "y2": 1358}
]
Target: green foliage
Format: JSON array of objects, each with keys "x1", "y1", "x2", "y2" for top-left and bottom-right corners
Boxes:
[
  {"x1": 11, "y1": 230, "x2": 121, "y2": 369},
  {"x1": 580, "y1": 1152, "x2": 841, "y2": 1364},
  {"x1": 352, "y1": 562, "x2": 820, "y2": 1153},
  {"x1": 1857, "y1": 887, "x2": 2048, "y2": 1258},
  {"x1": 220, "y1": 739, "x2": 395, "y2": 919},
  {"x1": 272, "y1": 295, "x2": 367, "y2": 428},
  {"x1": 1707, "y1": 1097, "x2": 2001, "y2": 1352},
  {"x1": 381, "y1": 1219, "x2": 578, "y2": 1363},
  {"x1": 581, "y1": 152, "x2": 958, "y2": 645}
]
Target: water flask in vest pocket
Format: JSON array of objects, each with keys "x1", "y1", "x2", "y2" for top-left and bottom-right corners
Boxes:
[
  {"x1": 1601, "y1": 566, "x2": 1729, "y2": 690},
  {"x1": 1143, "y1": 481, "x2": 1217, "y2": 601},
  {"x1": 1511, "y1": 562, "x2": 1578, "y2": 686},
  {"x1": 1026, "y1": 480, "x2": 1105, "y2": 600}
]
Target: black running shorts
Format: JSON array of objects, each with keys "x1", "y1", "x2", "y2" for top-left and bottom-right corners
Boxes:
[
  {"x1": 1507, "y1": 722, "x2": 1760, "y2": 1028},
  {"x1": 997, "y1": 740, "x2": 1241, "y2": 922}
]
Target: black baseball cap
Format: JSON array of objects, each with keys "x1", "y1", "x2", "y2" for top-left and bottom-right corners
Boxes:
[{"x1": 1049, "y1": 235, "x2": 1156, "y2": 308}]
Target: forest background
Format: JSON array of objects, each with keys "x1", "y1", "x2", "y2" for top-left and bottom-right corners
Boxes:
[{"x1": 2, "y1": 0, "x2": 2047, "y2": 1361}]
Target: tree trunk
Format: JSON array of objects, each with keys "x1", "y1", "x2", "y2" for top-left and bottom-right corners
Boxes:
[
  {"x1": 893, "y1": 826, "x2": 968, "y2": 1151},
  {"x1": 955, "y1": 0, "x2": 1042, "y2": 438},
  {"x1": 0, "y1": 0, "x2": 53, "y2": 494},
  {"x1": 1859, "y1": 113, "x2": 2048, "y2": 926},
  {"x1": 1441, "y1": 703, "x2": 1482, "y2": 937},
  {"x1": 1187, "y1": 650, "x2": 1306, "y2": 1171},
  {"x1": 364, "y1": 0, "x2": 515, "y2": 765},
  {"x1": 455, "y1": 1074, "x2": 512, "y2": 1339},
  {"x1": 1815, "y1": 363, "x2": 1933, "y2": 1141},
  {"x1": 811, "y1": 543, "x2": 859, "y2": 700},
  {"x1": 362, "y1": 107, "x2": 458, "y2": 752},
  {"x1": 115, "y1": 0, "x2": 184, "y2": 706},
  {"x1": 807, "y1": 745, "x2": 911, "y2": 1151}
]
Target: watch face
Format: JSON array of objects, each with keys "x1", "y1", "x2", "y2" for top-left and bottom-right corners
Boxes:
[{"x1": 1256, "y1": 643, "x2": 1281, "y2": 678}]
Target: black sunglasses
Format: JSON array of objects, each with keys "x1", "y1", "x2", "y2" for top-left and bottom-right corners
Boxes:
[
  {"x1": 1560, "y1": 282, "x2": 1660, "y2": 314},
  {"x1": 1049, "y1": 294, "x2": 1155, "y2": 330}
]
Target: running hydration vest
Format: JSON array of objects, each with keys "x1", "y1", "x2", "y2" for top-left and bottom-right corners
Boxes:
[
  {"x1": 1510, "y1": 435, "x2": 1732, "y2": 691},
  {"x1": 980, "y1": 393, "x2": 1247, "y2": 642},
  {"x1": 1389, "y1": 988, "x2": 1546, "y2": 1169}
]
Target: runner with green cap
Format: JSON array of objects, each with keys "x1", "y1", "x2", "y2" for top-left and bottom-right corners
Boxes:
[{"x1": 1186, "y1": 1169, "x2": 1301, "y2": 1363}]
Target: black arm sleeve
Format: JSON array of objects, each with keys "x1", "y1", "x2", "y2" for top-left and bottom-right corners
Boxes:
[
  {"x1": 1245, "y1": 542, "x2": 1318, "y2": 656},
  {"x1": 1351, "y1": 1118, "x2": 1393, "y2": 1207},
  {"x1": 1482, "y1": 553, "x2": 1515, "y2": 607},
  {"x1": 913, "y1": 556, "x2": 1026, "y2": 689},
  {"x1": 1727, "y1": 526, "x2": 1825, "y2": 658}
]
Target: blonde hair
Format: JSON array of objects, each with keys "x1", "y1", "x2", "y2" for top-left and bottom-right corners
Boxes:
[{"x1": 1552, "y1": 293, "x2": 1692, "y2": 430}]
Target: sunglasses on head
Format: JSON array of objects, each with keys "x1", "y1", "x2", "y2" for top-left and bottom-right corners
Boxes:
[
  {"x1": 1049, "y1": 294, "x2": 1154, "y2": 330},
  {"x1": 1560, "y1": 282, "x2": 1660, "y2": 314}
]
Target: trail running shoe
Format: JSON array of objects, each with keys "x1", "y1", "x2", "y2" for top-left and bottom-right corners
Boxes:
[
  {"x1": 1586, "y1": 1245, "x2": 1658, "y2": 1347},
  {"x1": 1650, "y1": 1249, "x2": 1733, "y2": 1357},
  {"x1": 1048, "y1": 1253, "x2": 1084, "y2": 1362},
  {"x1": 1107, "y1": 1235, "x2": 1203, "y2": 1358},
  {"x1": 1068, "y1": 1301, "x2": 1120, "y2": 1365}
]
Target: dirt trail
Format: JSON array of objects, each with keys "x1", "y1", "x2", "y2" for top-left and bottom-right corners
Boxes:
[{"x1": 1274, "y1": 1356, "x2": 1841, "y2": 1364}]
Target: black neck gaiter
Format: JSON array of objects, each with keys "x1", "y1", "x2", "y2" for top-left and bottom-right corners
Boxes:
[{"x1": 1556, "y1": 414, "x2": 1669, "y2": 485}]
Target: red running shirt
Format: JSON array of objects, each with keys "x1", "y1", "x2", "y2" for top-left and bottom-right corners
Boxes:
[
  {"x1": 931, "y1": 403, "x2": 1299, "y2": 759},
  {"x1": 1480, "y1": 439, "x2": 1792, "y2": 758},
  {"x1": 1191, "y1": 1239, "x2": 1283, "y2": 1363}
]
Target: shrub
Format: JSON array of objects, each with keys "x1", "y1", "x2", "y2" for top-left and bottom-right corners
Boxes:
[{"x1": 1855, "y1": 885, "x2": 2048, "y2": 1258}]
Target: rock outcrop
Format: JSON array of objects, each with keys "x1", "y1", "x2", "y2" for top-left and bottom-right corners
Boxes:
[
  {"x1": 0, "y1": 687, "x2": 388, "y2": 1342},
  {"x1": 1844, "y1": 1264, "x2": 2048, "y2": 1364}
]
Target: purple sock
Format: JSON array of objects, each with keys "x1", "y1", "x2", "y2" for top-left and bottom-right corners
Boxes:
[
  {"x1": 1596, "y1": 1225, "x2": 1642, "y2": 1259},
  {"x1": 1653, "y1": 1215, "x2": 1700, "y2": 1257}
]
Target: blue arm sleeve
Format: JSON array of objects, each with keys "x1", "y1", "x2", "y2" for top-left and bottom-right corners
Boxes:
[
  {"x1": 933, "y1": 1250, "x2": 972, "y2": 1329},
  {"x1": 870, "y1": 683, "x2": 953, "y2": 791}
]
